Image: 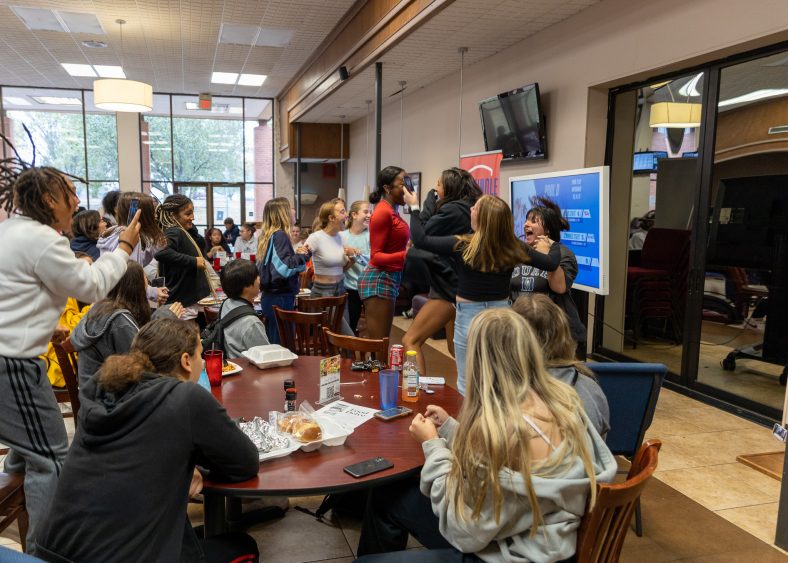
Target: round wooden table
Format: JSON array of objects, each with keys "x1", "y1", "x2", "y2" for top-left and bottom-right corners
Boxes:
[{"x1": 201, "y1": 356, "x2": 463, "y2": 534}]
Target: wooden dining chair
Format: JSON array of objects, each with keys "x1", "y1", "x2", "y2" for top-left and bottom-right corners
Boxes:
[
  {"x1": 51, "y1": 338, "x2": 81, "y2": 424},
  {"x1": 274, "y1": 307, "x2": 330, "y2": 356},
  {"x1": 575, "y1": 439, "x2": 662, "y2": 563},
  {"x1": 0, "y1": 472, "x2": 28, "y2": 552},
  {"x1": 298, "y1": 295, "x2": 347, "y2": 334},
  {"x1": 323, "y1": 328, "x2": 389, "y2": 362}
]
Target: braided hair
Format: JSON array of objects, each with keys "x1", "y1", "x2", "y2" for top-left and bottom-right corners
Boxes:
[
  {"x1": 154, "y1": 193, "x2": 192, "y2": 230},
  {"x1": 1, "y1": 129, "x2": 85, "y2": 226}
]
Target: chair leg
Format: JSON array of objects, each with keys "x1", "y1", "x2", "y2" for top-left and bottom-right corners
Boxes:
[
  {"x1": 18, "y1": 508, "x2": 29, "y2": 552},
  {"x1": 635, "y1": 498, "x2": 643, "y2": 537}
]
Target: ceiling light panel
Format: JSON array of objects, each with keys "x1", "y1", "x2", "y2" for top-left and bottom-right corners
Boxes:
[
  {"x1": 31, "y1": 96, "x2": 82, "y2": 105},
  {"x1": 11, "y1": 7, "x2": 64, "y2": 31},
  {"x1": 3, "y1": 97, "x2": 31, "y2": 106},
  {"x1": 211, "y1": 72, "x2": 239, "y2": 84},
  {"x1": 93, "y1": 65, "x2": 126, "y2": 78},
  {"x1": 255, "y1": 28, "x2": 295, "y2": 48},
  {"x1": 237, "y1": 74, "x2": 267, "y2": 86},
  {"x1": 218, "y1": 23, "x2": 259, "y2": 46},
  {"x1": 61, "y1": 63, "x2": 97, "y2": 77},
  {"x1": 57, "y1": 11, "x2": 105, "y2": 35}
]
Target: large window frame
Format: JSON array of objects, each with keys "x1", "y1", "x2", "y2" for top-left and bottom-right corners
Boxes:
[{"x1": 593, "y1": 40, "x2": 788, "y2": 424}]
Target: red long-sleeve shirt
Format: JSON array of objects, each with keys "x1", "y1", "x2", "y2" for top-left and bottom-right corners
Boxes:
[{"x1": 368, "y1": 199, "x2": 410, "y2": 272}]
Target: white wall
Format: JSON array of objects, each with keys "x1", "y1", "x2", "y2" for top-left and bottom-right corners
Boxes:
[
  {"x1": 116, "y1": 112, "x2": 142, "y2": 192},
  {"x1": 346, "y1": 0, "x2": 788, "y2": 204}
]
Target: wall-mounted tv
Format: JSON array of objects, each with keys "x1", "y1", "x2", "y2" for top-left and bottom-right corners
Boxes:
[
  {"x1": 479, "y1": 83, "x2": 546, "y2": 161},
  {"x1": 682, "y1": 151, "x2": 699, "y2": 158},
  {"x1": 510, "y1": 166, "x2": 610, "y2": 295},
  {"x1": 633, "y1": 151, "x2": 668, "y2": 174}
]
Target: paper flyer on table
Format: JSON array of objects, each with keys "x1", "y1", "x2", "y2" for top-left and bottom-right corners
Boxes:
[{"x1": 315, "y1": 400, "x2": 379, "y2": 429}]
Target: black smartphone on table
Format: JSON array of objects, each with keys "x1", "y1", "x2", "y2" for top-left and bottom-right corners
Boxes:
[
  {"x1": 127, "y1": 197, "x2": 140, "y2": 225},
  {"x1": 344, "y1": 457, "x2": 394, "y2": 478}
]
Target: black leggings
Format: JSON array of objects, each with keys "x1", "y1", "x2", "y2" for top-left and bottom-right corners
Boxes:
[
  {"x1": 202, "y1": 532, "x2": 259, "y2": 563},
  {"x1": 347, "y1": 288, "x2": 363, "y2": 334}
]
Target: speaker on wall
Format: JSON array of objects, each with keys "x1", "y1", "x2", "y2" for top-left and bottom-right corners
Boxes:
[{"x1": 339, "y1": 66, "x2": 349, "y2": 81}]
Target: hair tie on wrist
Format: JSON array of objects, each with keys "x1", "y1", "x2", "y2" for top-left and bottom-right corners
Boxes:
[{"x1": 119, "y1": 240, "x2": 134, "y2": 252}]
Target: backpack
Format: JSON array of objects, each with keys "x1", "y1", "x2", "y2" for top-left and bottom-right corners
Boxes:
[{"x1": 201, "y1": 300, "x2": 259, "y2": 355}]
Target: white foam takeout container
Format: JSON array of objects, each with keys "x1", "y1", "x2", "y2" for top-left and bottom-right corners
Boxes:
[
  {"x1": 298, "y1": 415, "x2": 354, "y2": 452},
  {"x1": 242, "y1": 345, "x2": 298, "y2": 370}
]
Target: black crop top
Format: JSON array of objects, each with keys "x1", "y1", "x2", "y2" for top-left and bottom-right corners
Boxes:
[{"x1": 409, "y1": 210, "x2": 561, "y2": 301}]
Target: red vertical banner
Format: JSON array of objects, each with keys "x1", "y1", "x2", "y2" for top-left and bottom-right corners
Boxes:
[{"x1": 459, "y1": 151, "x2": 503, "y2": 196}]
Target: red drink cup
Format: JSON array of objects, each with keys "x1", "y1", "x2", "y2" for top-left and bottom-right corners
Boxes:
[
  {"x1": 213, "y1": 257, "x2": 221, "y2": 271},
  {"x1": 249, "y1": 254, "x2": 256, "y2": 262},
  {"x1": 235, "y1": 252, "x2": 241, "y2": 259},
  {"x1": 205, "y1": 350, "x2": 224, "y2": 386}
]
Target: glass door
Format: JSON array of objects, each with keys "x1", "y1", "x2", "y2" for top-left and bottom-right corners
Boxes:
[
  {"x1": 210, "y1": 184, "x2": 243, "y2": 227},
  {"x1": 173, "y1": 182, "x2": 209, "y2": 231}
]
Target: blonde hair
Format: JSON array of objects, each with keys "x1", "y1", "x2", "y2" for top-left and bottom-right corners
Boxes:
[
  {"x1": 315, "y1": 198, "x2": 344, "y2": 231},
  {"x1": 456, "y1": 195, "x2": 529, "y2": 272},
  {"x1": 448, "y1": 308, "x2": 598, "y2": 531},
  {"x1": 257, "y1": 197, "x2": 292, "y2": 261},
  {"x1": 346, "y1": 200, "x2": 369, "y2": 230}
]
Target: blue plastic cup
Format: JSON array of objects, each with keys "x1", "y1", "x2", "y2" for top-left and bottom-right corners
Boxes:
[{"x1": 379, "y1": 369, "x2": 398, "y2": 410}]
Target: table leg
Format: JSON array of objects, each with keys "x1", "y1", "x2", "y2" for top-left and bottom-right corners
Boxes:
[{"x1": 204, "y1": 493, "x2": 228, "y2": 537}]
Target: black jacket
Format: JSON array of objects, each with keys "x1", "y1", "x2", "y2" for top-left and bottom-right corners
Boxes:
[
  {"x1": 405, "y1": 190, "x2": 475, "y2": 302},
  {"x1": 37, "y1": 373, "x2": 259, "y2": 563},
  {"x1": 155, "y1": 226, "x2": 212, "y2": 307},
  {"x1": 69, "y1": 235, "x2": 100, "y2": 261}
]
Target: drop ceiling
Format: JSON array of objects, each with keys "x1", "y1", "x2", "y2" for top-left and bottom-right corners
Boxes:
[{"x1": 0, "y1": 0, "x2": 358, "y2": 98}]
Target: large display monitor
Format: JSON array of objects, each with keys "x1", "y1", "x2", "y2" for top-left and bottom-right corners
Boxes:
[
  {"x1": 479, "y1": 83, "x2": 547, "y2": 161},
  {"x1": 510, "y1": 166, "x2": 610, "y2": 295}
]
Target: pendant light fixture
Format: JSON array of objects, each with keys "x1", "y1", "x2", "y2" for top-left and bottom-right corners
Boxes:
[
  {"x1": 649, "y1": 79, "x2": 701, "y2": 129},
  {"x1": 94, "y1": 19, "x2": 153, "y2": 113}
]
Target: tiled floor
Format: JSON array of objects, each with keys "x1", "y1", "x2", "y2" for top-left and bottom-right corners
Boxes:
[{"x1": 2, "y1": 320, "x2": 786, "y2": 561}]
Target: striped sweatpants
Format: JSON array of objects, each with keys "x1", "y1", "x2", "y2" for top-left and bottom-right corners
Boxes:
[{"x1": 0, "y1": 357, "x2": 69, "y2": 554}]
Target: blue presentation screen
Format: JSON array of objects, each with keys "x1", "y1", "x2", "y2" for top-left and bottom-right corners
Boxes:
[{"x1": 510, "y1": 166, "x2": 609, "y2": 295}]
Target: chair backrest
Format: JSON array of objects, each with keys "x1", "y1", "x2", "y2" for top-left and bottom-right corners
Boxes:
[
  {"x1": 298, "y1": 295, "x2": 347, "y2": 334},
  {"x1": 274, "y1": 306, "x2": 330, "y2": 356},
  {"x1": 576, "y1": 439, "x2": 662, "y2": 563},
  {"x1": 52, "y1": 338, "x2": 81, "y2": 423},
  {"x1": 323, "y1": 327, "x2": 389, "y2": 362},
  {"x1": 0, "y1": 471, "x2": 28, "y2": 552},
  {"x1": 586, "y1": 363, "x2": 666, "y2": 457}
]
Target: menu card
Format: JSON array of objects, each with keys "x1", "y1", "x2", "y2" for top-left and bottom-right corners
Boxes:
[
  {"x1": 318, "y1": 355, "x2": 342, "y2": 405},
  {"x1": 315, "y1": 400, "x2": 379, "y2": 429}
]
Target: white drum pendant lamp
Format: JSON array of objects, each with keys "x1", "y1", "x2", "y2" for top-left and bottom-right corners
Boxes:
[
  {"x1": 94, "y1": 19, "x2": 152, "y2": 113},
  {"x1": 94, "y1": 79, "x2": 152, "y2": 112},
  {"x1": 649, "y1": 102, "x2": 702, "y2": 128}
]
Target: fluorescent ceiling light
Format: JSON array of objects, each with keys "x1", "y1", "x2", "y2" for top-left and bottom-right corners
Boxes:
[
  {"x1": 718, "y1": 89, "x2": 788, "y2": 107},
  {"x1": 211, "y1": 72, "x2": 238, "y2": 84},
  {"x1": 10, "y1": 7, "x2": 64, "y2": 31},
  {"x1": 62, "y1": 63, "x2": 97, "y2": 77},
  {"x1": 255, "y1": 28, "x2": 294, "y2": 47},
  {"x1": 3, "y1": 97, "x2": 31, "y2": 106},
  {"x1": 32, "y1": 96, "x2": 82, "y2": 105},
  {"x1": 678, "y1": 73, "x2": 703, "y2": 97},
  {"x1": 93, "y1": 65, "x2": 126, "y2": 78},
  {"x1": 237, "y1": 74, "x2": 266, "y2": 87},
  {"x1": 184, "y1": 102, "x2": 204, "y2": 110},
  {"x1": 218, "y1": 24, "x2": 294, "y2": 47},
  {"x1": 57, "y1": 11, "x2": 105, "y2": 34}
]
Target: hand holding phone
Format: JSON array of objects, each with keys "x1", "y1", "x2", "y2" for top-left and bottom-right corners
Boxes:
[
  {"x1": 127, "y1": 197, "x2": 140, "y2": 226},
  {"x1": 344, "y1": 457, "x2": 393, "y2": 478},
  {"x1": 403, "y1": 175, "x2": 414, "y2": 193}
]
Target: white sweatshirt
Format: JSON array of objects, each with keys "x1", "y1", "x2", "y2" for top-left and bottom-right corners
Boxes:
[{"x1": 0, "y1": 215, "x2": 129, "y2": 358}]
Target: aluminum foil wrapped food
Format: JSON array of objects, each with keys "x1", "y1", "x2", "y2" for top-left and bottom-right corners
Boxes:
[{"x1": 239, "y1": 417, "x2": 291, "y2": 453}]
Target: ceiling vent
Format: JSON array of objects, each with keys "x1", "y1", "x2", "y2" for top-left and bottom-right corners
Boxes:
[
  {"x1": 11, "y1": 6, "x2": 105, "y2": 34},
  {"x1": 219, "y1": 23, "x2": 294, "y2": 47}
]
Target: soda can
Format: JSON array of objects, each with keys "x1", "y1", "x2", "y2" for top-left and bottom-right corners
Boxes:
[{"x1": 388, "y1": 344, "x2": 404, "y2": 371}]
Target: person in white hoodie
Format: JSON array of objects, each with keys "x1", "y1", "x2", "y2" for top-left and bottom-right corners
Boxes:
[
  {"x1": 355, "y1": 308, "x2": 617, "y2": 563},
  {"x1": 0, "y1": 148, "x2": 141, "y2": 554}
]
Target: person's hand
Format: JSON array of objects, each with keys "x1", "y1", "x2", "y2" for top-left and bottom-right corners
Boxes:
[
  {"x1": 169, "y1": 302, "x2": 185, "y2": 319},
  {"x1": 532, "y1": 235, "x2": 552, "y2": 254},
  {"x1": 344, "y1": 246, "x2": 358, "y2": 257},
  {"x1": 52, "y1": 324, "x2": 70, "y2": 345},
  {"x1": 403, "y1": 189, "x2": 419, "y2": 208},
  {"x1": 424, "y1": 405, "x2": 449, "y2": 428},
  {"x1": 296, "y1": 244, "x2": 310, "y2": 255},
  {"x1": 189, "y1": 469, "x2": 203, "y2": 497},
  {"x1": 196, "y1": 256, "x2": 207, "y2": 270},
  {"x1": 156, "y1": 287, "x2": 169, "y2": 305},
  {"x1": 117, "y1": 210, "x2": 142, "y2": 255},
  {"x1": 406, "y1": 239, "x2": 413, "y2": 252},
  {"x1": 409, "y1": 413, "x2": 438, "y2": 443}
]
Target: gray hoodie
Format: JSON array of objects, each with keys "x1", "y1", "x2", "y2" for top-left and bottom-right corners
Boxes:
[
  {"x1": 548, "y1": 365, "x2": 610, "y2": 439},
  {"x1": 71, "y1": 307, "x2": 174, "y2": 388},
  {"x1": 420, "y1": 414, "x2": 617, "y2": 562},
  {"x1": 220, "y1": 298, "x2": 270, "y2": 359}
]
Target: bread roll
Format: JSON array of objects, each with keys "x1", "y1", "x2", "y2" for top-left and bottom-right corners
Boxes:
[{"x1": 292, "y1": 420, "x2": 322, "y2": 443}]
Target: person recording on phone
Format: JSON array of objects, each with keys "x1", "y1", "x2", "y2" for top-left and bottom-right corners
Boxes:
[{"x1": 356, "y1": 308, "x2": 616, "y2": 562}]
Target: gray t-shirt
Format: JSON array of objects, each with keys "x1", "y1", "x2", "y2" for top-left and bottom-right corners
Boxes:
[
  {"x1": 548, "y1": 365, "x2": 610, "y2": 439},
  {"x1": 220, "y1": 298, "x2": 270, "y2": 359},
  {"x1": 511, "y1": 242, "x2": 577, "y2": 297}
]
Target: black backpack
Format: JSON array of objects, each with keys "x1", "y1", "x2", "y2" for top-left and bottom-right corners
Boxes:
[{"x1": 201, "y1": 301, "x2": 259, "y2": 355}]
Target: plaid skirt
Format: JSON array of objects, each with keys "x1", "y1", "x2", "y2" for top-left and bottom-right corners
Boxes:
[{"x1": 358, "y1": 267, "x2": 403, "y2": 300}]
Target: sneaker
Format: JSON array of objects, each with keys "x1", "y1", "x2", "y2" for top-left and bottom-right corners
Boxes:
[{"x1": 402, "y1": 308, "x2": 414, "y2": 319}]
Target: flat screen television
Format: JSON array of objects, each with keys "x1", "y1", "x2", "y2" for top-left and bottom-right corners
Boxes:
[
  {"x1": 479, "y1": 83, "x2": 546, "y2": 161},
  {"x1": 682, "y1": 151, "x2": 699, "y2": 158},
  {"x1": 633, "y1": 151, "x2": 668, "y2": 174},
  {"x1": 510, "y1": 166, "x2": 610, "y2": 294}
]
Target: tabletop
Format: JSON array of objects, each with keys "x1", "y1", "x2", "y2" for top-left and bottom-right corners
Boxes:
[{"x1": 202, "y1": 356, "x2": 464, "y2": 497}]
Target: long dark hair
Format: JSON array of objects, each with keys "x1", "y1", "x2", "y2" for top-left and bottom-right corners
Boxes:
[
  {"x1": 71, "y1": 209, "x2": 101, "y2": 240},
  {"x1": 205, "y1": 227, "x2": 229, "y2": 252},
  {"x1": 527, "y1": 196, "x2": 570, "y2": 241},
  {"x1": 438, "y1": 168, "x2": 482, "y2": 209},
  {"x1": 155, "y1": 193, "x2": 192, "y2": 230},
  {"x1": 369, "y1": 166, "x2": 405, "y2": 204},
  {"x1": 115, "y1": 192, "x2": 166, "y2": 250},
  {"x1": 86, "y1": 262, "x2": 152, "y2": 327},
  {"x1": 98, "y1": 318, "x2": 199, "y2": 393}
]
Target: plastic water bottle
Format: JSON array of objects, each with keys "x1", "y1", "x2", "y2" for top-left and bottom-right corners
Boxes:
[{"x1": 401, "y1": 351, "x2": 420, "y2": 403}]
